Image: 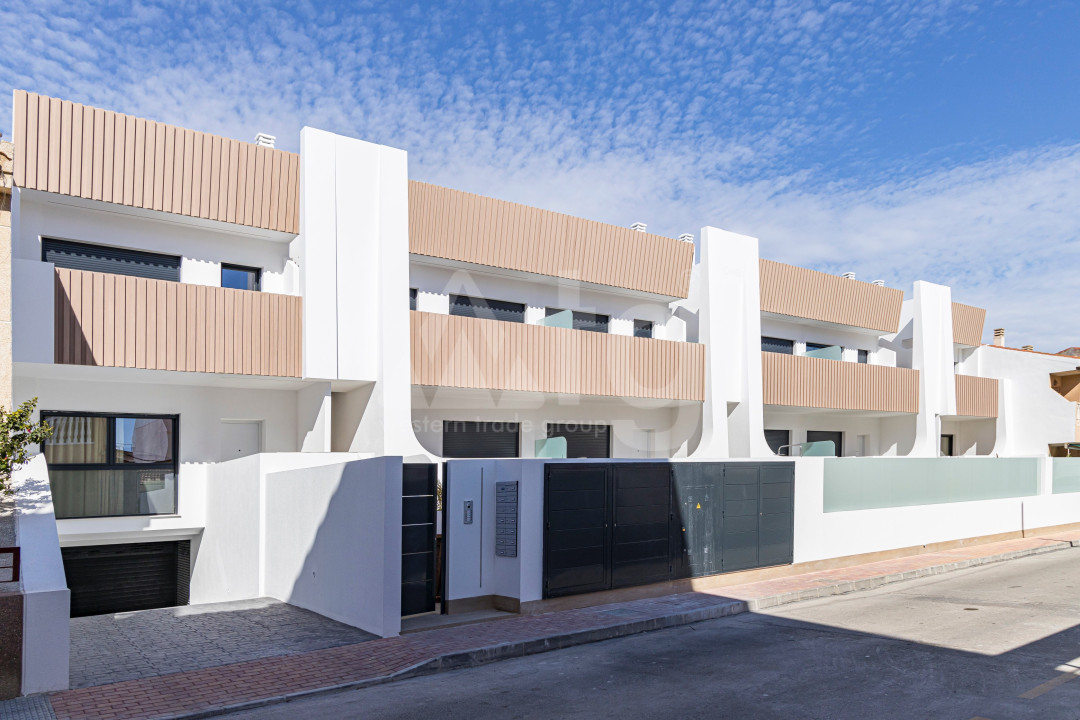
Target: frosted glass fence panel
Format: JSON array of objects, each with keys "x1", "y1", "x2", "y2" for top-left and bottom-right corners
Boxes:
[
  {"x1": 824, "y1": 458, "x2": 1038, "y2": 512},
  {"x1": 1053, "y1": 459, "x2": 1080, "y2": 494}
]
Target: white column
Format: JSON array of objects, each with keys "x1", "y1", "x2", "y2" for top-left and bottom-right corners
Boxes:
[{"x1": 910, "y1": 280, "x2": 956, "y2": 457}]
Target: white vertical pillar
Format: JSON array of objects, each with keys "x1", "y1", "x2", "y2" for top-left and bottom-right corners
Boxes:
[{"x1": 910, "y1": 281, "x2": 956, "y2": 457}]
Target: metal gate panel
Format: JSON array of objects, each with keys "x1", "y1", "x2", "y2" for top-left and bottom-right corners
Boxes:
[
  {"x1": 402, "y1": 464, "x2": 438, "y2": 616},
  {"x1": 721, "y1": 465, "x2": 761, "y2": 572},
  {"x1": 611, "y1": 464, "x2": 672, "y2": 587},
  {"x1": 672, "y1": 463, "x2": 723, "y2": 578},
  {"x1": 543, "y1": 465, "x2": 610, "y2": 597},
  {"x1": 758, "y1": 463, "x2": 795, "y2": 567}
]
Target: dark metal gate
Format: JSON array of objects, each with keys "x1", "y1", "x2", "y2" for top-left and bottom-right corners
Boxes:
[
  {"x1": 402, "y1": 464, "x2": 438, "y2": 616},
  {"x1": 544, "y1": 462, "x2": 794, "y2": 598}
]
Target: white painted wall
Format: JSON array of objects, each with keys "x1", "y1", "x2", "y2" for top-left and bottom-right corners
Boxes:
[
  {"x1": 975, "y1": 346, "x2": 1077, "y2": 455},
  {"x1": 12, "y1": 455, "x2": 70, "y2": 695},
  {"x1": 410, "y1": 261, "x2": 681, "y2": 340},
  {"x1": 760, "y1": 316, "x2": 895, "y2": 366},
  {"x1": 262, "y1": 457, "x2": 402, "y2": 637},
  {"x1": 14, "y1": 191, "x2": 297, "y2": 294},
  {"x1": 412, "y1": 387, "x2": 695, "y2": 459},
  {"x1": 792, "y1": 457, "x2": 1080, "y2": 563},
  {"x1": 191, "y1": 452, "x2": 365, "y2": 605},
  {"x1": 910, "y1": 281, "x2": 956, "y2": 457},
  {"x1": 11, "y1": 259, "x2": 54, "y2": 365}
]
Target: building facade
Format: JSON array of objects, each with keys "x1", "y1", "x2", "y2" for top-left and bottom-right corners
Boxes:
[{"x1": 4, "y1": 89, "x2": 1080, "y2": 694}]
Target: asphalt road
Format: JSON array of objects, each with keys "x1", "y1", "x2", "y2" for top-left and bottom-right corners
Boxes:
[{"x1": 222, "y1": 548, "x2": 1080, "y2": 719}]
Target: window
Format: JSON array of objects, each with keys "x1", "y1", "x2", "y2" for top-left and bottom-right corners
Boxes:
[
  {"x1": 221, "y1": 264, "x2": 261, "y2": 291},
  {"x1": 41, "y1": 412, "x2": 179, "y2": 519},
  {"x1": 547, "y1": 423, "x2": 611, "y2": 458},
  {"x1": 805, "y1": 342, "x2": 830, "y2": 353},
  {"x1": 761, "y1": 336, "x2": 794, "y2": 354},
  {"x1": 546, "y1": 307, "x2": 609, "y2": 333},
  {"x1": 43, "y1": 238, "x2": 180, "y2": 282},
  {"x1": 409, "y1": 288, "x2": 418, "y2": 311},
  {"x1": 450, "y1": 295, "x2": 526, "y2": 323},
  {"x1": 633, "y1": 320, "x2": 654, "y2": 338},
  {"x1": 858, "y1": 349, "x2": 869, "y2": 364}
]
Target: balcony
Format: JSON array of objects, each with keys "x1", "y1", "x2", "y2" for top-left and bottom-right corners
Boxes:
[
  {"x1": 759, "y1": 259, "x2": 904, "y2": 334},
  {"x1": 53, "y1": 267, "x2": 302, "y2": 377},
  {"x1": 410, "y1": 311, "x2": 705, "y2": 401},
  {"x1": 954, "y1": 374, "x2": 999, "y2": 418},
  {"x1": 762, "y1": 352, "x2": 920, "y2": 413}
]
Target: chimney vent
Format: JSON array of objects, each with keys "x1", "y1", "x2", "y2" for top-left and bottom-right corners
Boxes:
[
  {"x1": 678, "y1": 233, "x2": 694, "y2": 244},
  {"x1": 872, "y1": 279, "x2": 884, "y2": 287},
  {"x1": 630, "y1": 222, "x2": 647, "y2": 233},
  {"x1": 254, "y1": 133, "x2": 276, "y2": 148},
  {"x1": 842, "y1": 272, "x2": 856, "y2": 280},
  {"x1": 1022, "y1": 345, "x2": 1034, "y2": 352},
  {"x1": 993, "y1": 328, "x2": 1005, "y2": 347}
]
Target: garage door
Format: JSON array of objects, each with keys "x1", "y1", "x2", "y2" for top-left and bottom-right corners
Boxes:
[
  {"x1": 61, "y1": 541, "x2": 190, "y2": 617},
  {"x1": 442, "y1": 421, "x2": 520, "y2": 458}
]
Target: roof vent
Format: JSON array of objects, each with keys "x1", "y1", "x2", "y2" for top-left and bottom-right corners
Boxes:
[
  {"x1": 678, "y1": 233, "x2": 694, "y2": 244},
  {"x1": 842, "y1": 272, "x2": 856, "y2": 280},
  {"x1": 1022, "y1": 345, "x2": 1034, "y2": 352},
  {"x1": 630, "y1": 222, "x2": 647, "y2": 233},
  {"x1": 254, "y1": 133, "x2": 276, "y2": 148},
  {"x1": 993, "y1": 328, "x2": 1005, "y2": 347},
  {"x1": 872, "y1": 279, "x2": 884, "y2": 287}
]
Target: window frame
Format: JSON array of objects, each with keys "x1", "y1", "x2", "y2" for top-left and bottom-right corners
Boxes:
[
  {"x1": 40, "y1": 410, "x2": 181, "y2": 519},
  {"x1": 633, "y1": 319, "x2": 654, "y2": 338},
  {"x1": 220, "y1": 263, "x2": 262, "y2": 292},
  {"x1": 857, "y1": 349, "x2": 869, "y2": 364},
  {"x1": 409, "y1": 288, "x2": 418, "y2": 311}
]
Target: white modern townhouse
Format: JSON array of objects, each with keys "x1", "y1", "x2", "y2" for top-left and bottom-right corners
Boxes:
[{"x1": 2, "y1": 90, "x2": 1078, "y2": 697}]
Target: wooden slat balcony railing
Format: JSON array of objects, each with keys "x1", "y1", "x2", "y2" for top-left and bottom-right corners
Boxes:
[
  {"x1": 54, "y1": 267, "x2": 302, "y2": 377},
  {"x1": 954, "y1": 374, "x2": 999, "y2": 418},
  {"x1": 951, "y1": 303, "x2": 987, "y2": 347},
  {"x1": 408, "y1": 181, "x2": 695, "y2": 299},
  {"x1": 411, "y1": 311, "x2": 705, "y2": 402},
  {"x1": 13, "y1": 90, "x2": 300, "y2": 234},
  {"x1": 762, "y1": 352, "x2": 920, "y2": 413},
  {"x1": 759, "y1": 259, "x2": 904, "y2": 334}
]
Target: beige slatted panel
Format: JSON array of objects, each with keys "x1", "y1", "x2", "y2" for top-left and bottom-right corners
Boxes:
[
  {"x1": 955, "y1": 374, "x2": 999, "y2": 418},
  {"x1": 408, "y1": 311, "x2": 704, "y2": 401},
  {"x1": 12, "y1": 91, "x2": 300, "y2": 233},
  {"x1": 407, "y1": 181, "x2": 694, "y2": 298},
  {"x1": 759, "y1": 259, "x2": 904, "y2": 334},
  {"x1": 761, "y1": 352, "x2": 920, "y2": 413},
  {"x1": 52, "y1": 269, "x2": 302, "y2": 377},
  {"x1": 951, "y1": 303, "x2": 987, "y2": 347}
]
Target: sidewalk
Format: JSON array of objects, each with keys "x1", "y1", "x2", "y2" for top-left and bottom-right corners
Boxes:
[{"x1": 10, "y1": 531, "x2": 1080, "y2": 720}]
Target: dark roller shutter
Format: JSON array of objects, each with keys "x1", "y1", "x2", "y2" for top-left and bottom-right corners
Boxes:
[
  {"x1": 61, "y1": 541, "x2": 189, "y2": 617},
  {"x1": 806, "y1": 430, "x2": 843, "y2": 457},
  {"x1": 761, "y1": 336, "x2": 794, "y2": 354},
  {"x1": 43, "y1": 238, "x2": 181, "y2": 282},
  {"x1": 442, "y1": 421, "x2": 520, "y2": 458},
  {"x1": 547, "y1": 424, "x2": 611, "y2": 458},
  {"x1": 449, "y1": 295, "x2": 525, "y2": 323}
]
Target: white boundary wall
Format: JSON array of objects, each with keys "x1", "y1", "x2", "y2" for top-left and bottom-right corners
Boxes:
[
  {"x1": 445, "y1": 457, "x2": 1080, "y2": 608},
  {"x1": 12, "y1": 455, "x2": 70, "y2": 694},
  {"x1": 194, "y1": 453, "x2": 402, "y2": 637}
]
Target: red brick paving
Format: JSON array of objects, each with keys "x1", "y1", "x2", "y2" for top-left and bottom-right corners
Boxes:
[{"x1": 48, "y1": 532, "x2": 1080, "y2": 720}]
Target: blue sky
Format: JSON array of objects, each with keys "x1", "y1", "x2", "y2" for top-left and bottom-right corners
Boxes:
[{"x1": 3, "y1": 1, "x2": 1078, "y2": 350}]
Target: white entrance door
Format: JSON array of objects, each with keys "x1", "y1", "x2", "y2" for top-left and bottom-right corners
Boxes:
[{"x1": 220, "y1": 421, "x2": 262, "y2": 461}]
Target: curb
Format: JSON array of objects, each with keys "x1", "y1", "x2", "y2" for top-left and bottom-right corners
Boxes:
[{"x1": 42, "y1": 538, "x2": 1080, "y2": 720}]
